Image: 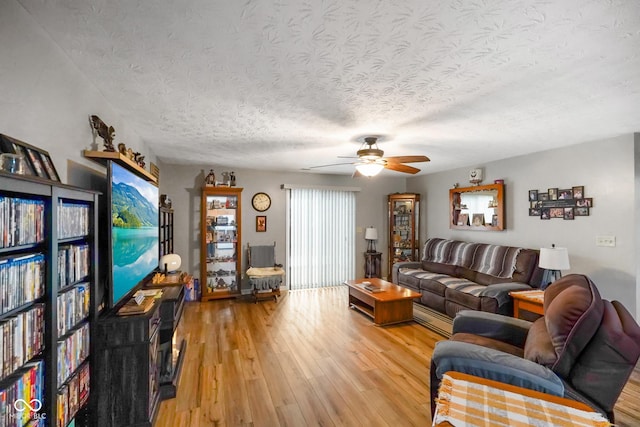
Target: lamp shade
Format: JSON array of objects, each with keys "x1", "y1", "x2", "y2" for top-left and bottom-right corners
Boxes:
[
  {"x1": 539, "y1": 246, "x2": 570, "y2": 270},
  {"x1": 355, "y1": 162, "x2": 384, "y2": 177},
  {"x1": 364, "y1": 227, "x2": 378, "y2": 240},
  {"x1": 159, "y1": 253, "x2": 182, "y2": 272}
]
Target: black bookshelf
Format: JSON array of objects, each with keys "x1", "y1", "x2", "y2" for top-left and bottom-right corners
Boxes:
[
  {"x1": 159, "y1": 206, "x2": 174, "y2": 257},
  {"x1": 0, "y1": 172, "x2": 98, "y2": 427}
]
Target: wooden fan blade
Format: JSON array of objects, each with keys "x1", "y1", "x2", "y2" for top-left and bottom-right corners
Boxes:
[
  {"x1": 385, "y1": 163, "x2": 420, "y2": 174},
  {"x1": 302, "y1": 162, "x2": 355, "y2": 170},
  {"x1": 385, "y1": 155, "x2": 430, "y2": 164}
]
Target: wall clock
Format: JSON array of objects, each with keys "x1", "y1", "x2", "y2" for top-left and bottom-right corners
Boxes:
[{"x1": 251, "y1": 192, "x2": 271, "y2": 212}]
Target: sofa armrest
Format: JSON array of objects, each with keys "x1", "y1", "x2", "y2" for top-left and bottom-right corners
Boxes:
[
  {"x1": 431, "y1": 340, "x2": 564, "y2": 396},
  {"x1": 452, "y1": 310, "x2": 532, "y2": 348},
  {"x1": 391, "y1": 261, "x2": 422, "y2": 284}
]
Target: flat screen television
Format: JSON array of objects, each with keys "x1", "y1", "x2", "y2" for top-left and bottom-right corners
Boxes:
[{"x1": 108, "y1": 162, "x2": 159, "y2": 308}]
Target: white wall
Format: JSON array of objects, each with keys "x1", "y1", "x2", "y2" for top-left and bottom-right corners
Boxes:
[
  {"x1": 407, "y1": 134, "x2": 637, "y2": 317},
  {"x1": 157, "y1": 164, "x2": 407, "y2": 290},
  {"x1": 0, "y1": 0, "x2": 155, "y2": 188}
]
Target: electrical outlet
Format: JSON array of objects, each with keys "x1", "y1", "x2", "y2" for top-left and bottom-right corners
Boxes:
[{"x1": 596, "y1": 236, "x2": 616, "y2": 247}]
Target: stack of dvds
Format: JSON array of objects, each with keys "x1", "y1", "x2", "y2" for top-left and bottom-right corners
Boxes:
[
  {"x1": 56, "y1": 323, "x2": 90, "y2": 387},
  {"x1": 0, "y1": 197, "x2": 45, "y2": 248},
  {"x1": 57, "y1": 283, "x2": 90, "y2": 337},
  {"x1": 0, "y1": 254, "x2": 45, "y2": 315},
  {"x1": 0, "y1": 304, "x2": 45, "y2": 380},
  {"x1": 57, "y1": 202, "x2": 89, "y2": 240},
  {"x1": 0, "y1": 360, "x2": 44, "y2": 427},
  {"x1": 57, "y1": 244, "x2": 89, "y2": 288},
  {"x1": 57, "y1": 362, "x2": 89, "y2": 427}
]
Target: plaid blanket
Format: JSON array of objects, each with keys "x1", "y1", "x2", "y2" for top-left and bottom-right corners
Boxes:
[{"x1": 434, "y1": 372, "x2": 611, "y2": 427}]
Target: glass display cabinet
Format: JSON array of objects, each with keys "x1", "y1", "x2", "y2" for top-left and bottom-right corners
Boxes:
[
  {"x1": 388, "y1": 193, "x2": 421, "y2": 280},
  {"x1": 200, "y1": 187, "x2": 243, "y2": 301}
]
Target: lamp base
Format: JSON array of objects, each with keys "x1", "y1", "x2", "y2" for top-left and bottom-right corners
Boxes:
[{"x1": 541, "y1": 270, "x2": 562, "y2": 290}]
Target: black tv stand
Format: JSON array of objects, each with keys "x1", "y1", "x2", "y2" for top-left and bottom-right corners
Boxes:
[
  {"x1": 92, "y1": 284, "x2": 186, "y2": 426},
  {"x1": 157, "y1": 284, "x2": 187, "y2": 399}
]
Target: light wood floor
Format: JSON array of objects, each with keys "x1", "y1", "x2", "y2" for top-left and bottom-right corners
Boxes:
[{"x1": 156, "y1": 286, "x2": 640, "y2": 426}]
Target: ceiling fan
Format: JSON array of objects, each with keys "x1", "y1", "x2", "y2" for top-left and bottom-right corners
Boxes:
[{"x1": 304, "y1": 137, "x2": 430, "y2": 177}]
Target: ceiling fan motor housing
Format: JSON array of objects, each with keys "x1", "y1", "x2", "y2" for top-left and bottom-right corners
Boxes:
[{"x1": 358, "y1": 137, "x2": 384, "y2": 160}]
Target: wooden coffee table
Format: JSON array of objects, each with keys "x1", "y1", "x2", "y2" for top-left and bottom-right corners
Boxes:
[
  {"x1": 510, "y1": 289, "x2": 544, "y2": 318},
  {"x1": 344, "y1": 278, "x2": 421, "y2": 326}
]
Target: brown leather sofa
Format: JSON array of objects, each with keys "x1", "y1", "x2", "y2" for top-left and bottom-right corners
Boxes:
[
  {"x1": 392, "y1": 238, "x2": 542, "y2": 317},
  {"x1": 429, "y1": 274, "x2": 640, "y2": 421}
]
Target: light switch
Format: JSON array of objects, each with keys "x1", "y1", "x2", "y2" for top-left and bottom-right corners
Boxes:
[{"x1": 596, "y1": 236, "x2": 616, "y2": 247}]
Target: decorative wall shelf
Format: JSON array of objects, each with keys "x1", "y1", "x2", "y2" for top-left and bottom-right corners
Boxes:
[{"x1": 83, "y1": 150, "x2": 158, "y2": 184}]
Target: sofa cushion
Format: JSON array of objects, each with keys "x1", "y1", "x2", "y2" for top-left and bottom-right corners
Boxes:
[
  {"x1": 524, "y1": 317, "x2": 557, "y2": 366},
  {"x1": 422, "y1": 238, "x2": 455, "y2": 263},
  {"x1": 470, "y1": 244, "x2": 522, "y2": 278},
  {"x1": 451, "y1": 332, "x2": 525, "y2": 358}
]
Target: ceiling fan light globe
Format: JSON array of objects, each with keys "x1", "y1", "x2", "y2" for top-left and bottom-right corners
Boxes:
[{"x1": 355, "y1": 162, "x2": 384, "y2": 177}]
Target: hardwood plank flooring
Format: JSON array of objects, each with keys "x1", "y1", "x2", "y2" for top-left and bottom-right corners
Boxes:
[{"x1": 156, "y1": 286, "x2": 640, "y2": 426}]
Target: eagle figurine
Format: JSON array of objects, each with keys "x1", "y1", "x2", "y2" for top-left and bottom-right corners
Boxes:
[{"x1": 90, "y1": 115, "x2": 116, "y2": 152}]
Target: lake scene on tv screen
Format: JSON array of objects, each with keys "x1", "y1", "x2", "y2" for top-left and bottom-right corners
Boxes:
[{"x1": 111, "y1": 163, "x2": 159, "y2": 305}]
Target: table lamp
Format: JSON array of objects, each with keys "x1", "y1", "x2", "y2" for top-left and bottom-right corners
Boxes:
[
  {"x1": 159, "y1": 253, "x2": 182, "y2": 273},
  {"x1": 539, "y1": 244, "x2": 570, "y2": 289},
  {"x1": 365, "y1": 227, "x2": 378, "y2": 253}
]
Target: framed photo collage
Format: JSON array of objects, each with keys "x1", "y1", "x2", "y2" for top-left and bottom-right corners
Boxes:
[{"x1": 528, "y1": 186, "x2": 591, "y2": 220}]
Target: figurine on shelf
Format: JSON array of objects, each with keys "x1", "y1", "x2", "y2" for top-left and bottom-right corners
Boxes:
[
  {"x1": 126, "y1": 148, "x2": 135, "y2": 160},
  {"x1": 205, "y1": 169, "x2": 216, "y2": 187},
  {"x1": 118, "y1": 143, "x2": 127, "y2": 155},
  {"x1": 90, "y1": 115, "x2": 116, "y2": 152},
  {"x1": 221, "y1": 171, "x2": 230, "y2": 186},
  {"x1": 133, "y1": 152, "x2": 145, "y2": 168},
  {"x1": 230, "y1": 171, "x2": 236, "y2": 186}
]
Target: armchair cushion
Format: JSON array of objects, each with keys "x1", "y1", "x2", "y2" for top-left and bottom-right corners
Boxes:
[
  {"x1": 431, "y1": 340, "x2": 564, "y2": 396},
  {"x1": 452, "y1": 310, "x2": 532, "y2": 348}
]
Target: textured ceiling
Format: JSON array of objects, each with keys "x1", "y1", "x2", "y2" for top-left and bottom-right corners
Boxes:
[{"x1": 18, "y1": 0, "x2": 640, "y2": 175}]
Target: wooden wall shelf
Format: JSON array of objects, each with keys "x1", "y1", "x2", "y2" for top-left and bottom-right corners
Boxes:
[{"x1": 83, "y1": 150, "x2": 158, "y2": 184}]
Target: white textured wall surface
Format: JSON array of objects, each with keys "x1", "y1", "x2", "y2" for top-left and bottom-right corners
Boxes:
[
  {"x1": 407, "y1": 135, "x2": 636, "y2": 317},
  {"x1": 0, "y1": 0, "x2": 154, "y2": 186}
]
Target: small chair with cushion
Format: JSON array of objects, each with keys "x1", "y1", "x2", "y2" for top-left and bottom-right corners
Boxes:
[
  {"x1": 246, "y1": 243, "x2": 284, "y2": 302},
  {"x1": 430, "y1": 274, "x2": 640, "y2": 422}
]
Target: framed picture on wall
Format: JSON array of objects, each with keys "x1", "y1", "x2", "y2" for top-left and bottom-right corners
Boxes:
[
  {"x1": 548, "y1": 188, "x2": 558, "y2": 201},
  {"x1": 528, "y1": 190, "x2": 538, "y2": 201},
  {"x1": 256, "y1": 215, "x2": 267, "y2": 232},
  {"x1": 572, "y1": 186, "x2": 584, "y2": 199}
]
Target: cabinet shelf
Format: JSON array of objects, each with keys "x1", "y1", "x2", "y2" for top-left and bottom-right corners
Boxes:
[
  {"x1": 0, "y1": 173, "x2": 98, "y2": 427},
  {"x1": 201, "y1": 187, "x2": 243, "y2": 301},
  {"x1": 388, "y1": 193, "x2": 420, "y2": 280}
]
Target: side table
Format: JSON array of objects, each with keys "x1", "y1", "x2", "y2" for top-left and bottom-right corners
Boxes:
[
  {"x1": 364, "y1": 252, "x2": 382, "y2": 278},
  {"x1": 510, "y1": 289, "x2": 544, "y2": 319}
]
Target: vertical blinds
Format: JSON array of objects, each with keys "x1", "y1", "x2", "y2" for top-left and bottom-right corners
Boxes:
[{"x1": 288, "y1": 188, "x2": 356, "y2": 290}]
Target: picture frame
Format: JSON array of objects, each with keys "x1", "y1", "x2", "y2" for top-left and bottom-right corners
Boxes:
[
  {"x1": 528, "y1": 190, "x2": 538, "y2": 201},
  {"x1": 572, "y1": 186, "x2": 584, "y2": 200},
  {"x1": 529, "y1": 208, "x2": 541, "y2": 216},
  {"x1": 574, "y1": 206, "x2": 589, "y2": 216},
  {"x1": 471, "y1": 213, "x2": 485, "y2": 226},
  {"x1": 550, "y1": 207, "x2": 564, "y2": 218},
  {"x1": 558, "y1": 189, "x2": 573, "y2": 200},
  {"x1": 538, "y1": 193, "x2": 549, "y2": 201},
  {"x1": 563, "y1": 207, "x2": 574, "y2": 220},
  {"x1": 39, "y1": 152, "x2": 60, "y2": 181},
  {"x1": 548, "y1": 188, "x2": 558, "y2": 201},
  {"x1": 0, "y1": 133, "x2": 59, "y2": 181},
  {"x1": 540, "y1": 207, "x2": 550, "y2": 220},
  {"x1": 256, "y1": 215, "x2": 267, "y2": 232}
]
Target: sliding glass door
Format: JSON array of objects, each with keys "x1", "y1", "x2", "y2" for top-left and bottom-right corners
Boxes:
[{"x1": 287, "y1": 187, "x2": 356, "y2": 290}]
